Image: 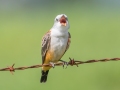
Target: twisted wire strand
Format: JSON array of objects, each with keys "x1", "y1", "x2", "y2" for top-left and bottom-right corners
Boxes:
[{"x1": 0, "y1": 57, "x2": 120, "y2": 74}]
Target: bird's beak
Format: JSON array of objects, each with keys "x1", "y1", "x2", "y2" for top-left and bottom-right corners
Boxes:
[{"x1": 59, "y1": 15, "x2": 67, "y2": 26}]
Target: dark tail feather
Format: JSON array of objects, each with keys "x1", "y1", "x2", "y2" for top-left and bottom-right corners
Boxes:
[{"x1": 40, "y1": 70, "x2": 49, "y2": 83}]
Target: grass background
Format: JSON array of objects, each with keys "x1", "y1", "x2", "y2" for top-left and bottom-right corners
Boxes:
[{"x1": 0, "y1": 0, "x2": 120, "y2": 90}]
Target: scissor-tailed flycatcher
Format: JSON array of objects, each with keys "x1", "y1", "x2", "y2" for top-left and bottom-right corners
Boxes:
[{"x1": 40, "y1": 14, "x2": 71, "y2": 83}]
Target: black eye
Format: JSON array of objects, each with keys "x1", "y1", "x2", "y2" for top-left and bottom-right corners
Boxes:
[
  {"x1": 66, "y1": 17, "x2": 68, "y2": 21},
  {"x1": 56, "y1": 19, "x2": 58, "y2": 21}
]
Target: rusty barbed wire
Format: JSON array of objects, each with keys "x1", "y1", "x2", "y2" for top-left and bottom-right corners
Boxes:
[{"x1": 0, "y1": 57, "x2": 120, "y2": 74}]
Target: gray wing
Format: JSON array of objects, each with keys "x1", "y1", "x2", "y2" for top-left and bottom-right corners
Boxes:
[
  {"x1": 65, "y1": 32, "x2": 71, "y2": 51},
  {"x1": 41, "y1": 31, "x2": 51, "y2": 64}
]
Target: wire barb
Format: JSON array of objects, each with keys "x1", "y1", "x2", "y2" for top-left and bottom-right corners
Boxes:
[
  {"x1": 0, "y1": 57, "x2": 120, "y2": 74},
  {"x1": 69, "y1": 58, "x2": 78, "y2": 67}
]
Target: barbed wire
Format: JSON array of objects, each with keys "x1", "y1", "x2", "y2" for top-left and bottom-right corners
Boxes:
[{"x1": 0, "y1": 57, "x2": 120, "y2": 74}]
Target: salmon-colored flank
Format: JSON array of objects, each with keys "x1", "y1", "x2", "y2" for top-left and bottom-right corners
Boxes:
[{"x1": 42, "y1": 50, "x2": 54, "y2": 71}]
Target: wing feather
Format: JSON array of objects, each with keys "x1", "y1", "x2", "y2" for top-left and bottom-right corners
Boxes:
[
  {"x1": 41, "y1": 31, "x2": 51, "y2": 64},
  {"x1": 65, "y1": 32, "x2": 71, "y2": 51}
]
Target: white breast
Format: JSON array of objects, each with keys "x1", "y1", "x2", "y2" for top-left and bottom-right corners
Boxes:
[{"x1": 50, "y1": 34, "x2": 68, "y2": 62}]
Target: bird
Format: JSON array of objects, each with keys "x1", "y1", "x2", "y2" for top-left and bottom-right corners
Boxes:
[{"x1": 40, "y1": 14, "x2": 71, "y2": 83}]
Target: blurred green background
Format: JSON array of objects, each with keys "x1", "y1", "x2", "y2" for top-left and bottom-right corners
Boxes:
[{"x1": 0, "y1": 0, "x2": 120, "y2": 90}]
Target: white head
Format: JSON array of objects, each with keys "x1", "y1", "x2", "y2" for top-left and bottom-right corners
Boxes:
[{"x1": 52, "y1": 14, "x2": 70, "y2": 31}]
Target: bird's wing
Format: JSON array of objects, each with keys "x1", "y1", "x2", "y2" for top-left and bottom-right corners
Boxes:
[
  {"x1": 41, "y1": 31, "x2": 51, "y2": 64},
  {"x1": 65, "y1": 32, "x2": 71, "y2": 51}
]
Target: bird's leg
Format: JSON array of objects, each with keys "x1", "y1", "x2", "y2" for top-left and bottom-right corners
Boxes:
[
  {"x1": 59, "y1": 60, "x2": 68, "y2": 68},
  {"x1": 50, "y1": 62, "x2": 55, "y2": 68}
]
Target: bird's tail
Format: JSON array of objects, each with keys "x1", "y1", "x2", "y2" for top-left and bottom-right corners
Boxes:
[{"x1": 40, "y1": 70, "x2": 49, "y2": 83}]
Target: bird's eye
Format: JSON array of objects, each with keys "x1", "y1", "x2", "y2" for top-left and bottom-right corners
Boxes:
[
  {"x1": 65, "y1": 17, "x2": 68, "y2": 21},
  {"x1": 56, "y1": 19, "x2": 58, "y2": 21}
]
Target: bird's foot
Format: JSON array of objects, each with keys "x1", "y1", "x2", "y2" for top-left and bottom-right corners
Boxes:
[
  {"x1": 50, "y1": 62, "x2": 55, "y2": 68},
  {"x1": 59, "y1": 60, "x2": 68, "y2": 69}
]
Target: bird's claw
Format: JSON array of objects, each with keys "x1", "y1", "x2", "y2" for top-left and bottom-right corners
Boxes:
[
  {"x1": 63, "y1": 62, "x2": 69, "y2": 69},
  {"x1": 50, "y1": 62, "x2": 55, "y2": 68},
  {"x1": 59, "y1": 60, "x2": 68, "y2": 69}
]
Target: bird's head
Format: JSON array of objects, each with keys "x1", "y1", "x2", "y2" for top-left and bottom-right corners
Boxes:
[{"x1": 53, "y1": 14, "x2": 70, "y2": 30}]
